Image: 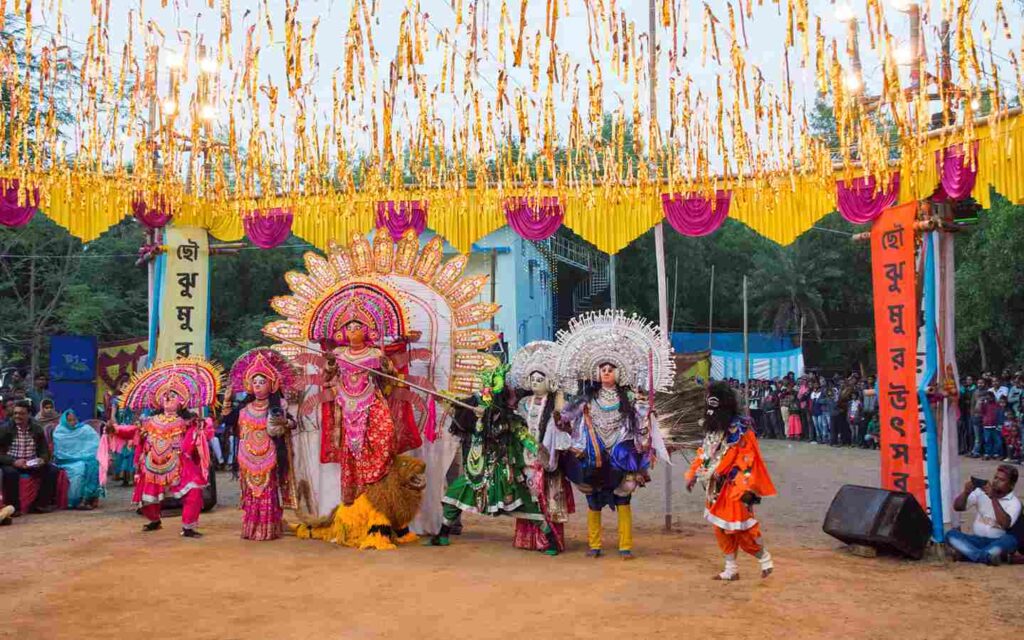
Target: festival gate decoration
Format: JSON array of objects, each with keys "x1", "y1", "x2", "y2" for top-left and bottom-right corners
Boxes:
[
  {"x1": 836, "y1": 174, "x2": 900, "y2": 225},
  {"x1": 661, "y1": 190, "x2": 732, "y2": 237},
  {"x1": 156, "y1": 227, "x2": 210, "y2": 361},
  {"x1": 132, "y1": 194, "x2": 173, "y2": 229},
  {"x1": 375, "y1": 200, "x2": 428, "y2": 242},
  {"x1": 935, "y1": 143, "x2": 979, "y2": 201},
  {"x1": 504, "y1": 197, "x2": 564, "y2": 241},
  {"x1": 870, "y1": 202, "x2": 927, "y2": 508},
  {"x1": 0, "y1": 179, "x2": 39, "y2": 228},
  {"x1": 243, "y1": 208, "x2": 294, "y2": 249},
  {"x1": 264, "y1": 230, "x2": 501, "y2": 523}
]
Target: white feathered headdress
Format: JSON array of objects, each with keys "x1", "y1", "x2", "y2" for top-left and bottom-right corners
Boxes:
[
  {"x1": 556, "y1": 309, "x2": 675, "y2": 393},
  {"x1": 508, "y1": 340, "x2": 561, "y2": 390}
]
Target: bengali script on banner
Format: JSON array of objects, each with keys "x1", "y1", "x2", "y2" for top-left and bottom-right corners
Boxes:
[
  {"x1": 871, "y1": 202, "x2": 926, "y2": 508},
  {"x1": 157, "y1": 226, "x2": 210, "y2": 362}
]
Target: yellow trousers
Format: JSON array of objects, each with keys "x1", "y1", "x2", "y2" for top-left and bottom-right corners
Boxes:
[{"x1": 587, "y1": 505, "x2": 633, "y2": 552}]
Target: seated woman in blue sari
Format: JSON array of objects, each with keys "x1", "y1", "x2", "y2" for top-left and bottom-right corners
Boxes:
[{"x1": 52, "y1": 410, "x2": 104, "y2": 510}]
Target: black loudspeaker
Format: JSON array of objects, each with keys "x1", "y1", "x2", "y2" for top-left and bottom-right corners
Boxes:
[{"x1": 822, "y1": 484, "x2": 932, "y2": 560}]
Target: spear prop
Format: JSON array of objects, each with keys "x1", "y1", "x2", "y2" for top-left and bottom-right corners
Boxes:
[{"x1": 267, "y1": 333, "x2": 478, "y2": 412}]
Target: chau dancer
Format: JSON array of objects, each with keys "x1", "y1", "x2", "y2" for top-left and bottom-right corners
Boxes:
[
  {"x1": 556, "y1": 310, "x2": 674, "y2": 559},
  {"x1": 110, "y1": 359, "x2": 221, "y2": 538},
  {"x1": 686, "y1": 381, "x2": 777, "y2": 580},
  {"x1": 225, "y1": 348, "x2": 297, "y2": 541},
  {"x1": 509, "y1": 341, "x2": 574, "y2": 553},
  {"x1": 429, "y1": 365, "x2": 560, "y2": 555},
  {"x1": 321, "y1": 313, "x2": 401, "y2": 506}
]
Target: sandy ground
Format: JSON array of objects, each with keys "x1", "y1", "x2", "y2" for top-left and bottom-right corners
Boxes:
[{"x1": 4, "y1": 441, "x2": 1021, "y2": 640}]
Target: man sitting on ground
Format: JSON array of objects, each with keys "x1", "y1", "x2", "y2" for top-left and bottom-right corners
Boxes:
[
  {"x1": 946, "y1": 464, "x2": 1021, "y2": 565},
  {"x1": 0, "y1": 401, "x2": 60, "y2": 515}
]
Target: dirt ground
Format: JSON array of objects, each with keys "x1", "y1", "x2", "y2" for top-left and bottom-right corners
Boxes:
[{"x1": 4, "y1": 442, "x2": 1021, "y2": 640}]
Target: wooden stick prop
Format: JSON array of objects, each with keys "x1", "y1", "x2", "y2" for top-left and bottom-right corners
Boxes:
[{"x1": 269, "y1": 334, "x2": 479, "y2": 412}]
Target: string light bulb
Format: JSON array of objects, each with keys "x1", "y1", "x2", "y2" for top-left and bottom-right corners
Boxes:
[
  {"x1": 200, "y1": 104, "x2": 218, "y2": 121},
  {"x1": 165, "y1": 51, "x2": 184, "y2": 69},
  {"x1": 894, "y1": 44, "x2": 914, "y2": 66},
  {"x1": 199, "y1": 57, "x2": 218, "y2": 75},
  {"x1": 834, "y1": 3, "x2": 855, "y2": 23},
  {"x1": 161, "y1": 99, "x2": 177, "y2": 115},
  {"x1": 842, "y1": 72, "x2": 863, "y2": 93}
]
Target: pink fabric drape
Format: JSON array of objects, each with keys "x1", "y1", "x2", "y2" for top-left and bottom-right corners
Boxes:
[
  {"x1": 835, "y1": 173, "x2": 900, "y2": 224},
  {"x1": 936, "y1": 142, "x2": 979, "y2": 201},
  {"x1": 243, "y1": 208, "x2": 294, "y2": 249},
  {"x1": 504, "y1": 196, "x2": 563, "y2": 241},
  {"x1": 0, "y1": 179, "x2": 40, "y2": 228},
  {"x1": 375, "y1": 200, "x2": 428, "y2": 241},
  {"x1": 660, "y1": 190, "x2": 731, "y2": 237},
  {"x1": 132, "y1": 195, "x2": 173, "y2": 229}
]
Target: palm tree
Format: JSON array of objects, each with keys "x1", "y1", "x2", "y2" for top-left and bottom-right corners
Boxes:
[{"x1": 749, "y1": 247, "x2": 829, "y2": 340}]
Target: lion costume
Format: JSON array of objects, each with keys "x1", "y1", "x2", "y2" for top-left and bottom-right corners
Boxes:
[{"x1": 290, "y1": 455, "x2": 426, "y2": 550}]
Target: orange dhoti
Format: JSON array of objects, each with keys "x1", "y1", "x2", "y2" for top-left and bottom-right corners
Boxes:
[{"x1": 714, "y1": 523, "x2": 764, "y2": 556}]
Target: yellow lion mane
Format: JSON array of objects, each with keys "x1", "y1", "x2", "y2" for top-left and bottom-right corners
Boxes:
[{"x1": 289, "y1": 455, "x2": 426, "y2": 550}]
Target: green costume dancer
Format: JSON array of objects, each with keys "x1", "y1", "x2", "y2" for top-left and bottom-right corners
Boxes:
[{"x1": 430, "y1": 365, "x2": 560, "y2": 555}]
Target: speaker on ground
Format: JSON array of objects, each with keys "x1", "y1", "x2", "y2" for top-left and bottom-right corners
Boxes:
[{"x1": 822, "y1": 484, "x2": 932, "y2": 560}]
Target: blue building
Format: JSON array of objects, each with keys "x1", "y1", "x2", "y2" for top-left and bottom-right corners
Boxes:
[{"x1": 413, "y1": 226, "x2": 611, "y2": 355}]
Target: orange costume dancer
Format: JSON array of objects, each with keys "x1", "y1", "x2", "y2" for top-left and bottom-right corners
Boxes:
[{"x1": 686, "y1": 381, "x2": 776, "y2": 580}]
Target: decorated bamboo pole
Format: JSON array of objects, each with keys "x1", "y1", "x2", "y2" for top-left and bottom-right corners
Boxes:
[{"x1": 650, "y1": 0, "x2": 673, "y2": 534}]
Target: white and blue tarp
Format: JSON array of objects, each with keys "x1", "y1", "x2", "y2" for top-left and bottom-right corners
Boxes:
[{"x1": 710, "y1": 347, "x2": 805, "y2": 382}]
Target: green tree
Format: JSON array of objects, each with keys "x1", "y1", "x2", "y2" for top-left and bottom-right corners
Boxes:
[{"x1": 955, "y1": 193, "x2": 1024, "y2": 372}]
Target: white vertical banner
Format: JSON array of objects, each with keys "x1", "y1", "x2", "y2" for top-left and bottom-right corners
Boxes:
[{"x1": 156, "y1": 226, "x2": 210, "y2": 362}]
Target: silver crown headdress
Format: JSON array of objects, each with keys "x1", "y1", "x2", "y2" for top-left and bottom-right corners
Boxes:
[
  {"x1": 555, "y1": 309, "x2": 675, "y2": 392},
  {"x1": 508, "y1": 340, "x2": 561, "y2": 390}
]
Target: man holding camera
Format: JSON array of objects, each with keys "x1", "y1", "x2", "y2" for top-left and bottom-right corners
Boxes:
[{"x1": 946, "y1": 464, "x2": 1021, "y2": 565}]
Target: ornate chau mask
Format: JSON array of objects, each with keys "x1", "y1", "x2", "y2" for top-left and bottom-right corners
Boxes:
[{"x1": 529, "y1": 371, "x2": 553, "y2": 397}]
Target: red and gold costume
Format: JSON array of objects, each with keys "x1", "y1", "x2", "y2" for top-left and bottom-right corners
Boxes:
[
  {"x1": 115, "y1": 358, "x2": 222, "y2": 536},
  {"x1": 322, "y1": 346, "x2": 398, "y2": 504},
  {"x1": 228, "y1": 348, "x2": 299, "y2": 541}
]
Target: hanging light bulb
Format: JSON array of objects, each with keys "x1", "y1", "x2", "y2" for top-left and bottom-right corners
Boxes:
[
  {"x1": 834, "y1": 3, "x2": 855, "y2": 23},
  {"x1": 200, "y1": 104, "x2": 218, "y2": 121},
  {"x1": 970, "y1": 97, "x2": 981, "y2": 111},
  {"x1": 894, "y1": 44, "x2": 914, "y2": 66},
  {"x1": 161, "y1": 99, "x2": 177, "y2": 115},
  {"x1": 165, "y1": 51, "x2": 184, "y2": 69},
  {"x1": 843, "y1": 72, "x2": 863, "y2": 93},
  {"x1": 199, "y1": 57, "x2": 218, "y2": 75}
]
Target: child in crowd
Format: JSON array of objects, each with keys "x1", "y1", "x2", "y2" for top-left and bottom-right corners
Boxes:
[
  {"x1": 1001, "y1": 409, "x2": 1021, "y2": 464},
  {"x1": 981, "y1": 391, "x2": 1003, "y2": 460},
  {"x1": 847, "y1": 392, "x2": 864, "y2": 448},
  {"x1": 864, "y1": 414, "x2": 880, "y2": 449}
]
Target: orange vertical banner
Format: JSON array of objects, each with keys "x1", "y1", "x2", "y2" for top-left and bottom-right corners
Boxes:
[{"x1": 871, "y1": 202, "x2": 926, "y2": 507}]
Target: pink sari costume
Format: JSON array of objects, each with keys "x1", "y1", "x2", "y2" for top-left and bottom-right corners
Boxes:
[
  {"x1": 228, "y1": 349, "x2": 299, "y2": 541},
  {"x1": 115, "y1": 359, "x2": 222, "y2": 531}
]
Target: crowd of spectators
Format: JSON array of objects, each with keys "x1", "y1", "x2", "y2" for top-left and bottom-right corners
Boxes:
[
  {"x1": 957, "y1": 372, "x2": 1024, "y2": 463},
  {"x1": 722, "y1": 371, "x2": 880, "y2": 449}
]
